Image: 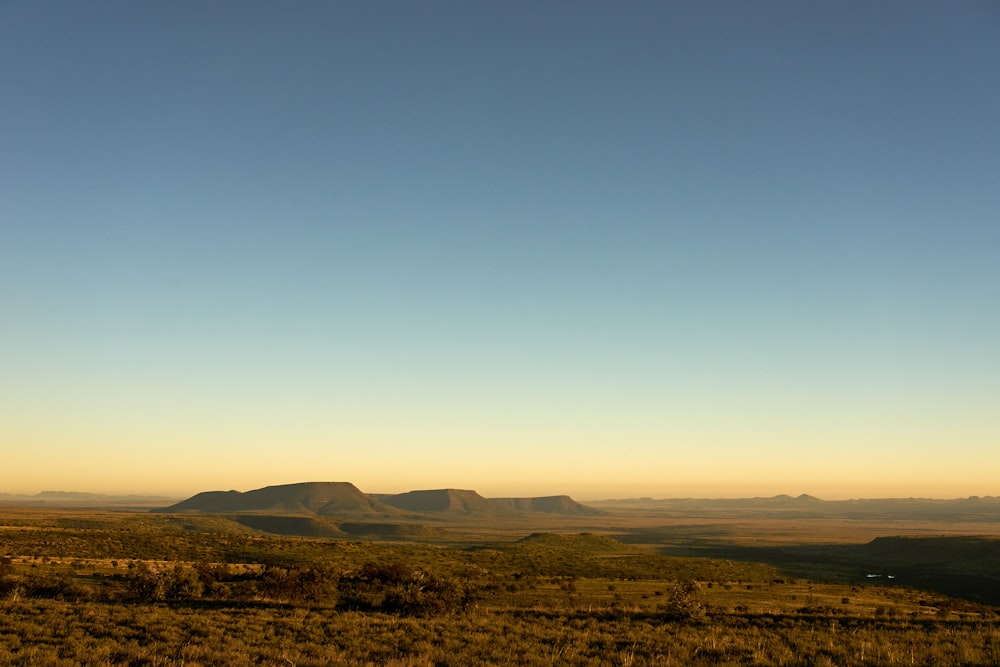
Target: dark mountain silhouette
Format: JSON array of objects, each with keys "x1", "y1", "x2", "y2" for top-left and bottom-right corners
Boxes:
[
  {"x1": 154, "y1": 482, "x2": 399, "y2": 517},
  {"x1": 489, "y1": 495, "x2": 603, "y2": 515}
]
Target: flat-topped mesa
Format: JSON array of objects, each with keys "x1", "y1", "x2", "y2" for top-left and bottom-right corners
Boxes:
[
  {"x1": 378, "y1": 488, "x2": 500, "y2": 514},
  {"x1": 154, "y1": 482, "x2": 398, "y2": 517},
  {"x1": 377, "y1": 489, "x2": 604, "y2": 516},
  {"x1": 488, "y1": 495, "x2": 603, "y2": 515},
  {"x1": 155, "y1": 482, "x2": 603, "y2": 518}
]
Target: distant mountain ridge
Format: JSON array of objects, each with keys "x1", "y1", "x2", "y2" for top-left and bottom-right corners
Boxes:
[
  {"x1": 0, "y1": 491, "x2": 179, "y2": 506},
  {"x1": 11, "y1": 485, "x2": 997, "y2": 523},
  {"x1": 155, "y1": 482, "x2": 603, "y2": 518},
  {"x1": 588, "y1": 494, "x2": 1000, "y2": 521}
]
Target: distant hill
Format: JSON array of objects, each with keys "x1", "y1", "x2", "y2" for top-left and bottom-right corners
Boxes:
[
  {"x1": 489, "y1": 495, "x2": 603, "y2": 515},
  {"x1": 376, "y1": 489, "x2": 604, "y2": 517},
  {"x1": 0, "y1": 491, "x2": 179, "y2": 507},
  {"x1": 154, "y1": 482, "x2": 399, "y2": 518},
  {"x1": 589, "y1": 495, "x2": 1000, "y2": 521},
  {"x1": 377, "y1": 489, "x2": 502, "y2": 515}
]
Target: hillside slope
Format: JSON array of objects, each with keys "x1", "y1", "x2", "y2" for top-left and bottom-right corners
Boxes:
[
  {"x1": 378, "y1": 489, "x2": 504, "y2": 515},
  {"x1": 489, "y1": 495, "x2": 603, "y2": 515}
]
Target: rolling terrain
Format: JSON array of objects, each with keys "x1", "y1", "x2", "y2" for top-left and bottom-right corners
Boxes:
[
  {"x1": 1, "y1": 505, "x2": 999, "y2": 666},
  {"x1": 4, "y1": 486, "x2": 1000, "y2": 664},
  {"x1": 144, "y1": 482, "x2": 1000, "y2": 607},
  {"x1": 10, "y1": 482, "x2": 1000, "y2": 608}
]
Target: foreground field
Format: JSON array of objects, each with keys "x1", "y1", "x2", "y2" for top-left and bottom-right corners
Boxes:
[
  {"x1": 4, "y1": 598, "x2": 1000, "y2": 666},
  {"x1": 1, "y1": 508, "x2": 999, "y2": 665}
]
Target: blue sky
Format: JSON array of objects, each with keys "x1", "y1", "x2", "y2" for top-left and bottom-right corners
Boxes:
[{"x1": 2, "y1": 2, "x2": 998, "y2": 499}]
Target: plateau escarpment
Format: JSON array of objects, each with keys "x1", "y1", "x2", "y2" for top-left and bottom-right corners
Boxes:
[
  {"x1": 376, "y1": 488, "x2": 503, "y2": 515},
  {"x1": 489, "y1": 495, "x2": 602, "y2": 515},
  {"x1": 156, "y1": 482, "x2": 602, "y2": 520},
  {"x1": 154, "y1": 482, "x2": 399, "y2": 518}
]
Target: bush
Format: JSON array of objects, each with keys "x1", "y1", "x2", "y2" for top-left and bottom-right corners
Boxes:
[
  {"x1": 4, "y1": 572, "x2": 91, "y2": 602},
  {"x1": 162, "y1": 564, "x2": 204, "y2": 600},
  {"x1": 126, "y1": 562, "x2": 203, "y2": 602},
  {"x1": 259, "y1": 563, "x2": 337, "y2": 603},
  {"x1": 337, "y1": 561, "x2": 477, "y2": 615},
  {"x1": 0, "y1": 575, "x2": 22, "y2": 600},
  {"x1": 662, "y1": 579, "x2": 706, "y2": 622},
  {"x1": 193, "y1": 561, "x2": 234, "y2": 598},
  {"x1": 126, "y1": 561, "x2": 162, "y2": 601}
]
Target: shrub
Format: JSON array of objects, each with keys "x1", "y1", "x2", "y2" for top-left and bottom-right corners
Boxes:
[
  {"x1": 10, "y1": 572, "x2": 91, "y2": 602},
  {"x1": 0, "y1": 575, "x2": 22, "y2": 600},
  {"x1": 193, "y1": 561, "x2": 245, "y2": 599},
  {"x1": 337, "y1": 561, "x2": 477, "y2": 615},
  {"x1": 126, "y1": 561, "x2": 163, "y2": 601},
  {"x1": 259, "y1": 563, "x2": 337, "y2": 603},
  {"x1": 662, "y1": 579, "x2": 706, "y2": 622},
  {"x1": 126, "y1": 562, "x2": 203, "y2": 601},
  {"x1": 162, "y1": 564, "x2": 204, "y2": 600}
]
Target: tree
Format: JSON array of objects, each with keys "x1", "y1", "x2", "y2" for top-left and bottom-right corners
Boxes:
[
  {"x1": 126, "y1": 562, "x2": 203, "y2": 601},
  {"x1": 161, "y1": 564, "x2": 203, "y2": 601},
  {"x1": 259, "y1": 563, "x2": 337, "y2": 603},
  {"x1": 663, "y1": 579, "x2": 706, "y2": 622}
]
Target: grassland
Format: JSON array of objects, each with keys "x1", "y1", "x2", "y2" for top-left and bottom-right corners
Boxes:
[{"x1": 2, "y1": 507, "x2": 1000, "y2": 665}]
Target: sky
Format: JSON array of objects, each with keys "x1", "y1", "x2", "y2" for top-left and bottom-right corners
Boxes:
[{"x1": 2, "y1": 1, "x2": 998, "y2": 500}]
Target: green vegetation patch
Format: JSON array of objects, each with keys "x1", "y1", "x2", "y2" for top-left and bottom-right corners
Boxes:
[{"x1": 232, "y1": 515, "x2": 344, "y2": 538}]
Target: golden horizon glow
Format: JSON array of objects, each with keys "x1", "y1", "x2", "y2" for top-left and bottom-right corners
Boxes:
[{"x1": 2, "y1": 4, "x2": 997, "y2": 502}]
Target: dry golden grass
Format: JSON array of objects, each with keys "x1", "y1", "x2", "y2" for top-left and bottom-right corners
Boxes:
[{"x1": 2, "y1": 506, "x2": 999, "y2": 665}]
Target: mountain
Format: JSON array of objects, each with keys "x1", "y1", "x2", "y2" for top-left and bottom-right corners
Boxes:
[
  {"x1": 377, "y1": 489, "x2": 502, "y2": 515},
  {"x1": 154, "y1": 482, "x2": 398, "y2": 517},
  {"x1": 488, "y1": 495, "x2": 603, "y2": 515},
  {"x1": 156, "y1": 482, "x2": 602, "y2": 519}
]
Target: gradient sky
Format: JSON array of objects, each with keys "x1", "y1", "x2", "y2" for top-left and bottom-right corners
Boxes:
[{"x1": 2, "y1": 2, "x2": 998, "y2": 500}]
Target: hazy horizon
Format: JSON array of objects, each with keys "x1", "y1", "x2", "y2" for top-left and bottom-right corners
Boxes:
[
  {"x1": 4, "y1": 478, "x2": 999, "y2": 505},
  {"x1": 3, "y1": 3, "x2": 998, "y2": 502}
]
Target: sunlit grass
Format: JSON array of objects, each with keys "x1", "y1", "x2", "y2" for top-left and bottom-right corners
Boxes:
[{"x1": 1, "y1": 508, "x2": 999, "y2": 665}]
